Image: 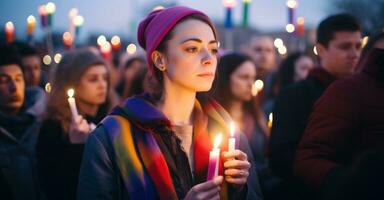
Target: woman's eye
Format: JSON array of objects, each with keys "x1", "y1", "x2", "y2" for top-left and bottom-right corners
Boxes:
[
  {"x1": 186, "y1": 47, "x2": 198, "y2": 53},
  {"x1": 210, "y1": 48, "x2": 218, "y2": 55}
]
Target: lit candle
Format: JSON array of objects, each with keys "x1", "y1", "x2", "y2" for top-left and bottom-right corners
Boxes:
[
  {"x1": 73, "y1": 15, "x2": 84, "y2": 42},
  {"x1": 223, "y1": 0, "x2": 236, "y2": 29},
  {"x1": 38, "y1": 5, "x2": 48, "y2": 28},
  {"x1": 286, "y1": 0, "x2": 297, "y2": 25},
  {"x1": 252, "y1": 79, "x2": 264, "y2": 96},
  {"x1": 296, "y1": 17, "x2": 305, "y2": 37},
  {"x1": 100, "y1": 41, "x2": 112, "y2": 60},
  {"x1": 111, "y1": 35, "x2": 121, "y2": 50},
  {"x1": 63, "y1": 32, "x2": 73, "y2": 50},
  {"x1": 27, "y1": 15, "x2": 36, "y2": 42},
  {"x1": 207, "y1": 134, "x2": 222, "y2": 181},
  {"x1": 5, "y1": 21, "x2": 14, "y2": 44},
  {"x1": 46, "y1": 2, "x2": 56, "y2": 27},
  {"x1": 67, "y1": 89, "x2": 79, "y2": 120},
  {"x1": 228, "y1": 122, "x2": 236, "y2": 152},
  {"x1": 268, "y1": 113, "x2": 273, "y2": 129},
  {"x1": 242, "y1": 0, "x2": 251, "y2": 27}
]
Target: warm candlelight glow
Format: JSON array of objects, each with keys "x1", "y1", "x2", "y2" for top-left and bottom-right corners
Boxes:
[
  {"x1": 27, "y1": 15, "x2": 36, "y2": 24},
  {"x1": 278, "y1": 46, "x2": 287, "y2": 55},
  {"x1": 268, "y1": 113, "x2": 273, "y2": 129},
  {"x1": 97, "y1": 35, "x2": 107, "y2": 46},
  {"x1": 243, "y1": 0, "x2": 252, "y2": 3},
  {"x1": 313, "y1": 46, "x2": 318, "y2": 55},
  {"x1": 45, "y1": 83, "x2": 51, "y2": 93},
  {"x1": 274, "y1": 38, "x2": 284, "y2": 48},
  {"x1": 252, "y1": 79, "x2": 264, "y2": 96},
  {"x1": 68, "y1": 8, "x2": 79, "y2": 18},
  {"x1": 54, "y1": 53, "x2": 62, "y2": 64},
  {"x1": 101, "y1": 42, "x2": 112, "y2": 53},
  {"x1": 38, "y1": 5, "x2": 47, "y2": 15},
  {"x1": 286, "y1": 0, "x2": 297, "y2": 8},
  {"x1": 126, "y1": 43, "x2": 137, "y2": 54},
  {"x1": 214, "y1": 134, "x2": 222, "y2": 149},
  {"x1": 73, "y1": 15, "x2": 84, "y2": 27},
  {"x1": 362, "y1": 36, "x2": 369, "y2": 48},
  {"x1": 286, "y1": 23, "x2": 295, "y2": 33},
  {"x1": 230, "y1": 122, "x2": 235, "y2": 137},
  {"x1": 67, "y1": 89, "x2": 75, "y2": 98},
  {"x1": 63, "y1": 31, "x2": 73, "y2": 47},
  {"x1": 297, "y1": 17, "x2": 304, "y2": 25},
  {"x1": 46, "y1": 2, "x2": 56, "y2": 14},
  {"x1": 43, "y1": 55, "x2": 52, "y2": 65},
  {"x1": 5, "y1": 21, "x2": 14, "y2": 32},
  {"x1": 111, "y1": 35, "x2": 121, "y2": 49},
  {"x1": 223, "y1": 0, "x2": 236, "y2": 8}
]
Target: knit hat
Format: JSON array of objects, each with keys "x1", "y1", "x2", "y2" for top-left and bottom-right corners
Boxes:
[{"x1": 137, "y1": 6, "x2": 216, "y2": 74}]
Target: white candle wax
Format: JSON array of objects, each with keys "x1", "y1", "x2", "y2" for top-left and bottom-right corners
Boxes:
[
  {"x1": 228, "y1": 122, "x2": 236, "y2": 152},
  {"x1": 67, "y1": 89, "x2": 78, "y2": 120},
  {"x1": 207, "y1": 134, "x2": 222, "y2": 181}
]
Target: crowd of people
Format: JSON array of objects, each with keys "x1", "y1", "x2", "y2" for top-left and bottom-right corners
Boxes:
[{"x1": 0, "y1": 5, "x2": 383, "y2": 200}]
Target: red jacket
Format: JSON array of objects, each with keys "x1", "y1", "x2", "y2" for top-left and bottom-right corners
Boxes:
[{"x1": 294, "y1": 48, "x2": 384, "y2": 189}]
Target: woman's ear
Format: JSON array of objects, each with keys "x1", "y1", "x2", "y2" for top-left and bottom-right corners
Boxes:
[{"x1": 151, "y1": 51, "x2": 166, "y2": 71}]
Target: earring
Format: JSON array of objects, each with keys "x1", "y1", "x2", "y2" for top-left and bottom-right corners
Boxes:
[{"x1": 159, "y1": 65, "x2": 166, "y2": 71}]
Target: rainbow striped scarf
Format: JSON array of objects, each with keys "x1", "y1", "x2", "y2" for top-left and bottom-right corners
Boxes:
[{"x1": 101, "y1": 95, "x2": 238, "y2": 199}]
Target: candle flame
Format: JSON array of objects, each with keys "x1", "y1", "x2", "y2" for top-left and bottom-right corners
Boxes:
[
  {"x1": 269, "y1": 113, "x2": 273, "y2": 122},
  {"x1": 214, "y1": 134, "x2": 222, "y2": 148},
  {"x1": 46, "y1": 2, "x2": 56, "y2": 14},
  {"x1": 38, "y1": 5, "x2": 47, "y2": 15},
  {"x1": 27, "y1": 15, "x2": 36, "y2": 24},
  {"x1": 111, "y1": 35, "x2": 121, "y2": 46},
  {"x1": 286, "y1": 0, "x2": 297, "y2": 8},
  {"x1": 67, "y1": 89, "x2": 75, "y2": 98},
  {"x1": 5, "y1": 22, "x2": 14, "y2": 32},
  {"x1": 73, "y1": 15, "x2": 84, "y2": 26},
  {"x1": 126, "y1": 43, "x2": 137, "y2": 54},
  {"x1": 230, "y1": 122, "x2": 235, "y2": 137},
  {"x1": 69, "y1": 8, "x2": 79, "y2": 19},
  {"x1": 223, "y1": 0, "x2": 236, "y2": 8},
  {"x1": 297, "y1": 17, "x2": 305, "y2": 25}
]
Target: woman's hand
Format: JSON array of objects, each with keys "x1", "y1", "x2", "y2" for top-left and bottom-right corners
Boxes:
[
  {"x1": 69, "y1": 115, "x2": 91, "y2": 144},
  {"x1": 184, "y1": 176, "x2": 223, "y2": 200},
  {"x1": 222, "y1": 150, "x2": 251, "y2": 188}
]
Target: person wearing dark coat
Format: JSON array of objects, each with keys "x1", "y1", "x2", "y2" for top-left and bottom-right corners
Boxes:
[
  {"x1": 268, "y1": 13, "x2": 362, "y2": 199},
  {"x1": 37, "y1": 49, "x2": 114, "y2": 200},
  {"x1": 294, "y1": 33, "x2": 384, "y2": 200},
  {"x1": 0, "y1": 44, "x2": 46, "y2": 200}
]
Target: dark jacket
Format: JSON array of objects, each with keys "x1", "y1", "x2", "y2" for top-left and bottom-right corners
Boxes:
[
  {"x1": 0, "y1": 87, "x2": 46, "y2": 200},
  {"x1": 294, "y1": 48, "x2": 384, "y2": 199},
  {"x1": 37, "y1": 112, "x2": 104, "y2": 200},
  {"x1": 77, "y1": 94, "x2": 263, "y2": 200},
  {"x1": 268, "y1": 67, "x2": 336, "y2": 199}
]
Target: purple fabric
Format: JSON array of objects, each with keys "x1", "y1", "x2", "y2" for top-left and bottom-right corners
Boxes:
[{"x1": 137, "y1": 6, "x2": 215, "y2": 74}]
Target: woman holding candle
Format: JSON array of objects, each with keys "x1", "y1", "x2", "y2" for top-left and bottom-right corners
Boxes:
[
  {"x1": 78, "y1": 6, "x2": 262, "y2": 200},
  {"x1": 211, "y1": 52, "x2": 269, "y2": 169},
  {"x1": 36, "y1": 49, "x2": 115, "y2": 200}
]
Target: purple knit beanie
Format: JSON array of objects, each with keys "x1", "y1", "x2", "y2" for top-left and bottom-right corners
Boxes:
[{"x1": 137, "y1": 6, "x2": 216, "y2": 74}]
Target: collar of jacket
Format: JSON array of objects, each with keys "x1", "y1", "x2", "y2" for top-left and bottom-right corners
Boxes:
[{"x1": 308, "y1": 67, "x2": 337, "y2": 87}]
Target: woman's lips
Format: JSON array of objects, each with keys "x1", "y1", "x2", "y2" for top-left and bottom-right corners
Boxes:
[{"x1": 197, "y1": 72, "x2": 215, "y2": 77}]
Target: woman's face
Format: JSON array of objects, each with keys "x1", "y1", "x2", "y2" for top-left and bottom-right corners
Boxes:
[
  {"x1": 76, "y1": 65, "x2": 108, "y2": 106},
  {"x1": 294, "y1": 56, "x2": 314, "y2": 82},
  {"x1": 161, "y1": 19, "x2": 218, "y2": 92},
  {"x1": 230, "y1": 61, "x2": 256, "y2": 101}
]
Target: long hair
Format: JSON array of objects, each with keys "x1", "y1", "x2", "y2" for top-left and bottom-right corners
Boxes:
[
  {"x1": 211, "y1": 52, "x2": 259, "y2": 120},
  {"x1": 276, "y1": 52, "x2": 307, "y2": 92},
  {"x1": 46, "y1": 49, "x2": 113, "y2": 132}
]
